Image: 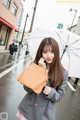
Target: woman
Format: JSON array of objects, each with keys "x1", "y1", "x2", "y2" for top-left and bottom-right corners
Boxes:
[{"x1": 17, "y1": 37, "x2": 68, "y2": 120}]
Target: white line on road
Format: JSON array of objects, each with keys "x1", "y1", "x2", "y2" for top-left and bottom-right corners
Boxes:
[
  {"x1": 67, "y1": 81, "x2": 76, "y2": 91},
  {"x1": 0, "y1": 56, "x2": 29, "y2": 78},
  {"x1": 0, "y1": 62, "x2": 14, "y2": 70}
]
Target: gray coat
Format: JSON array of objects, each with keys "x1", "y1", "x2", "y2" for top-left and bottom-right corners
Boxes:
[{"x1": 18, "y1": 70, "x2": 68, "y2": 120}]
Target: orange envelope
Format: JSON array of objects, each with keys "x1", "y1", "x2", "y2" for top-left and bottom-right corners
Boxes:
[{"x1": 17, "y1": 63, "x2": 48, "y2": 94}]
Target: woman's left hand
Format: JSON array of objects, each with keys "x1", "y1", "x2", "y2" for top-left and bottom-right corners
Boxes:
[{"x1": 43, "y1": 86, "x2": 51, "y2": 95}]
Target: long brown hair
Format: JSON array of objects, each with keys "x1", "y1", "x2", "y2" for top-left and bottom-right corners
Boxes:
[{"x1": 34, "y1": 37, "x2": 65, "y2": 89}]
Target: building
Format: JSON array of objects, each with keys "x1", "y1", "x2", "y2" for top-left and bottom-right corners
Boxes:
[
  {"x1": 67, "y1": 16, "x2": 80, "y2": 35},
  {"x1": 0, "y1": 0, "x2": 21, "y2": 50},
  {"x1": 14, "y1": 0, "x2": 27, "y2": 42}
]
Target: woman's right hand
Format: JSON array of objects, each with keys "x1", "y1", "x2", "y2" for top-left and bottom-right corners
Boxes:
[{"x1": 38, "y1": 57, "x2": 46, "y2": 69}]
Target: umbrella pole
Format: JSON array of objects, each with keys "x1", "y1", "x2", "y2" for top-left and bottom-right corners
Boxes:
[
  {"x1": 60, "y1": 45, "x2": 68, "y2": 60},
  {"x1": 60, "y1": 50, "x2": 65, "y2": 60},
  {"x1": 60, "y1": 45, "x2": 70, "y2": 81}
]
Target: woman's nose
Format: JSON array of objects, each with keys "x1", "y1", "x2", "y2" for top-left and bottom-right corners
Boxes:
[{"x1": 47, "y1": 52, "x2": 51, "y2": 57}]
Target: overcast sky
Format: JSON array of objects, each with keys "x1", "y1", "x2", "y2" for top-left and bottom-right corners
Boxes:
[{"x1": 21, "y1": 0, "x2": 80, "y2": 32}]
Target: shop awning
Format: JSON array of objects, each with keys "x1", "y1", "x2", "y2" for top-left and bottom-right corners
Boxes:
[
  {"x1": 0, "y1": 17, "x2": 20, "y2": 32},
  {"x1": 15, "y1": 28, "x2": 20, "y2": 32},
  {"x1": 0, "y1": 17, "x2": 14, "y2": 29}
]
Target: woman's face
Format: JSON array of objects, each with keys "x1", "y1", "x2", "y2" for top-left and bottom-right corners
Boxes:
[{"x1": 42, "y1": 45, "x2": 54, "y2": 64}]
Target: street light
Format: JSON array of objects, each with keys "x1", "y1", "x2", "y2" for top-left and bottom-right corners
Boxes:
[
  {"x1": 69, "y1": 8, "x2": 77, "y2": 31},
  {"x1": 29, "y1": 0, "x2": 38, "y2": 32},
  {"x1": 21, "y1": 14, "x2": 29, "y2": 43},
  {"x1": 18, "y1": 14, "x2": 29, "y2": 55}
]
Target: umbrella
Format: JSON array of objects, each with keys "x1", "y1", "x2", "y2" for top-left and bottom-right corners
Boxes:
[
  {"x1": 27, "y1": 29, "x2": 80, "y2": 79},
  {"x1": 27, "y1": 29, "x2": 55, "y2": 58}
]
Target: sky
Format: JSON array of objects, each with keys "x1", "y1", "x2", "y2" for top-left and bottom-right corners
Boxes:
[{"x1": 21, "y1": 0, "x2": 80, "y2": 32}]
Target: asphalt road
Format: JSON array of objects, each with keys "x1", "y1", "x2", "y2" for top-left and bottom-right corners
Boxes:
[{"x1": 0, "y1": 52, "x2": 80, "y2": 120}]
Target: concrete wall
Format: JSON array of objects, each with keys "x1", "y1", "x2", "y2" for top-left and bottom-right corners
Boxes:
[{"x1": 76, "y1": 16, "x2": 80, "y2": 35}]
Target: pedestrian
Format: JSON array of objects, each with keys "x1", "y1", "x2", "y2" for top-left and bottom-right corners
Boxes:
[
  {"x1": 9, "y1": 43, "x2": 15, "y2": 55},
  {"x1": 14, "y1": 45, "x2": 18, "y2": 54},
  {"x1": 16, "y1": 37, "x2": 68, "y2": 120}
]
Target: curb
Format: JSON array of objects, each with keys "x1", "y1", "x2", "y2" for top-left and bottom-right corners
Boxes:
[{"x1": 0, "y1": 50, "x2": 9, "y2": 54}]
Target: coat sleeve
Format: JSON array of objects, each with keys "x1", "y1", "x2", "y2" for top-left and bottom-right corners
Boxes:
[
  {"x1": 46, "y1": 70, "x2": 68, "y2": 103},
  {"x1": 23, "y1": 85, "x2": 33, "y2": 94}
]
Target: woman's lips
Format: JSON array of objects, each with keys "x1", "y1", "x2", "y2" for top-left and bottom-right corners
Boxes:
[{"x1": 47, "y1": 59, "x2": 52, "y2": 61}]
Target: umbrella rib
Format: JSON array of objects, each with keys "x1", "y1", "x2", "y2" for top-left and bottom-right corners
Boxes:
[
  {"x1": 68, "y1": 48, "x2": 80, "y2": 59},
  {"x1": 69, "y1": 47, "x2": 80, "y2": 50},
  {"x1": 28, "y1": 36, "x2": 45, "y2": 40},
  {"x1": 56, "y1": 32, "x2": 65, "y2": 46},
  {"x1": 68, "y1": 39, "x2": 80, "y2": 47},
  {"x1": 66, "y1": 51, "x2": 71, "y2": 72},
  {"x1": 66, "y1": 34, "x2": 70, "y2": 45}
]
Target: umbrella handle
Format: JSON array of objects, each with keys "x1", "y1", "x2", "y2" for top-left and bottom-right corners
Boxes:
[{"x1": 60, "y1": 45, "x2": 68, "y2": 60}]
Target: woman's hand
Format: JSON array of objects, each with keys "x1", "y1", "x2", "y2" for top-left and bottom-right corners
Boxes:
[
  {"x1": 38, "y1": 57, "x2": 46, "y2": 69},
  {"x1": 43, "y1": 86, "x2": 51, "y2": 95}
]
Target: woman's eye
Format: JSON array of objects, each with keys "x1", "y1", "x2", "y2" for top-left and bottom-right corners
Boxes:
[
  {"x1": 43, "y1": 51, "x2": 47, "y2": 53},
  {"x1": 50, "y1": 50, "x2": 54, "y2": 53},
  {"x1": 51, "y1": 51, "x2": 54, "y2": 53}
]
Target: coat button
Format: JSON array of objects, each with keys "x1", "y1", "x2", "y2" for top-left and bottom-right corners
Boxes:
[{"x1": 35, "y1": 103, "x2": 37, "y2": 106}]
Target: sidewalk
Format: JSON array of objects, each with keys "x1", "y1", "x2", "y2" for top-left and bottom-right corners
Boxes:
[{"x1": 0, "y1": 50, "x2": 9, "y2": 54}]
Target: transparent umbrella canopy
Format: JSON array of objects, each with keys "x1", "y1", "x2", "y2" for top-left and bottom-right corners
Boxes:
[
  {"x1": 54, "y1": 30, "x2": 80, "y2": 78},
  {"x1": 27, "y1": 29, "x2": 80, "y2": 78},
  {"x1": 27, "y1": 29, "x2": 55, "y2": 58}
]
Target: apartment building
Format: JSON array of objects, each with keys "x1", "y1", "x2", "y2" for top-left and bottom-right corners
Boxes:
[
  {"x1": 67, "y1": 16, "x2": 80, "y2": 35},
  {"x1": 0, "y1": 0, "x2": 21, "y2": 50}
]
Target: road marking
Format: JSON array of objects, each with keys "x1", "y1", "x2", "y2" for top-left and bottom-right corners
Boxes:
[
  {"x1": 0, "y1": 112, "x2": 8, "y2": 120},
  {"x1": 78, "y1": 83, "x2": 80, "y2": 86},
  {"x1": 0, "y1": 55, "x2": 29, "y2": 70},
  {"x1": 0, "y1": 54, "x2": 76, "y2": 92},
  {"x1": 0, "y1": 56, "x2": 30, "y2": 78},
  {"x1": 0, "y1": 62, "x2": 14, "y2": 70},
  {"x1": 67, "y1": 81, "x2": 76, "y2": 91}
]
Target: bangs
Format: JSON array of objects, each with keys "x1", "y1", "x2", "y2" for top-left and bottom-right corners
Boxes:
[{"x1": 42, "y1": 42, "x2": 54, "y2": 52}]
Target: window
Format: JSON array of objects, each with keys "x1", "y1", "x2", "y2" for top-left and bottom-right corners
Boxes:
[
  {"x1": 11, "y1": 3, "x2": 18, "y2": 16},
  {"x1": 3, "y1": 0, "x2": 11, "y2": 9},
  {"x1": 0, "y1": 23, "x2": 10, "y2": 46}
]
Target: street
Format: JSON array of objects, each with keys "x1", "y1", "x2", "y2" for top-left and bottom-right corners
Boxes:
[
  {"x1": 0, "y1": 49, "x2": 80, "y2": 120},
  {"x1": 0, "y1": 0, "x2": 80, "y2": 119}
]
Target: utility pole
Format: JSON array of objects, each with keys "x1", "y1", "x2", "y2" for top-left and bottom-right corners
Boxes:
[
  {"x1": 69, "y1": 8, "x2": 77, "y2": 31},
  {"x1": 21, "y1": 14, "x2": 29, "y2": 43},
  {"x1": 29, "y1": 0, "x2": 38, "y2": 32}
]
